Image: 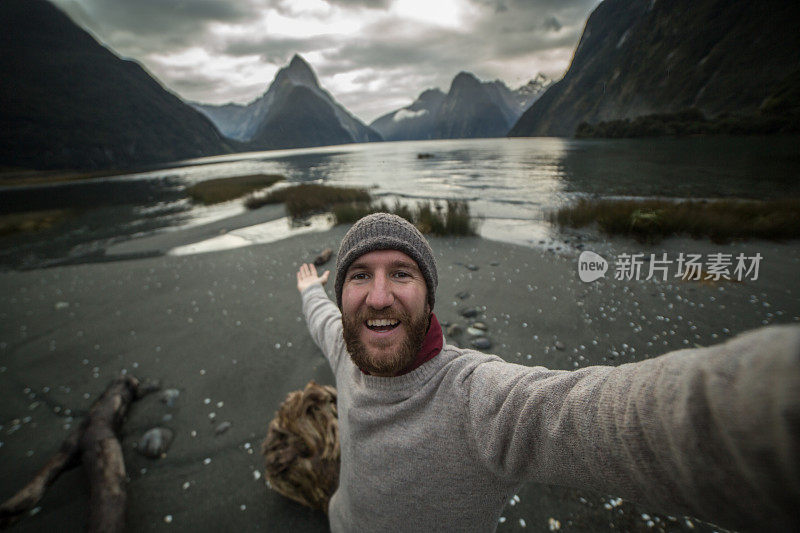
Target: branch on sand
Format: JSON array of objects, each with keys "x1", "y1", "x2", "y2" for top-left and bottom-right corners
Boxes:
[{"x1": 0, "y1": 375, "x2": 158, "y2": 532}]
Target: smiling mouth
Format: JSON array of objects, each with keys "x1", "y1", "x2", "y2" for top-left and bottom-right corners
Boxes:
[{"x1": 365, "y1": 318, "x2": 400, "y2": 332}]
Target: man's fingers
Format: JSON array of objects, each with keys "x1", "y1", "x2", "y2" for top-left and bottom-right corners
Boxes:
[
  {"x1": 297, "y1": 263, "x2": 327, "y2": 285},
  {"x1": 299, "y1": 263, "x2": 313, "y2": 278}
]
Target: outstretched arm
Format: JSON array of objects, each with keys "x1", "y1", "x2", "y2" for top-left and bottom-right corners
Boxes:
[
  {"x1": 296, "y1": 263, "x2": 329, "y2": 293},
  {"x1": 297, "y1": 262, "x2": 346, "y2": 375},
  {"x1": 465, "y1": 325, "x2": 800, "y2": 531}
]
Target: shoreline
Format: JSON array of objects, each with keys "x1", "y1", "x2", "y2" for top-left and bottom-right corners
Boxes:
[{"x1": 1, "y1": 226, "x2": 798, "y2": 531}]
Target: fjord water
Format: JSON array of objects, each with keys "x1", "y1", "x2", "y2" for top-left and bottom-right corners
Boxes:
[{"x1": 2, "y1": 136, "x2": 799, "y2": 266}]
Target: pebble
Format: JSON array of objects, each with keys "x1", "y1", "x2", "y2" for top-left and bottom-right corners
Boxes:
[
  {"x1": 460, "y1": 307, "x2": 479, "y2": 318},
  {"x1": 159, "y1": 389, "x2": 180, "y2": 407},
  {"x1": 164, "y1": 515, "x2": 173, "y2": 524},
  {"x1": 471, "y1": 321, "x2": 488, "y2": 331},
  {"x1": 215, "y1": 421, "x2": 232, "y2": 435},
  {"x1": 138, "y1": 428, "x2": 174, "y2": 458},
  {"x1": 203, "y1": 458, "x2": 211, "y2": 465},
  {"x1": 554, "y1": 341, "x2": 565, "y2": 350},
  {"x1": 466, "y1": 264, "x2": 479, "y2": 271},
  {"x1": 446, "y1": 324, "x2": 463, "y2": 337},
  {"x1": 466, "y1": 327, "x2": 485, "y2": 337},
  {"x1": 456, "y1": 291, "x2": 470, "y2": 300},
  {"x1": 471, "y1": 337, "x2": 492, "y2": 350}
]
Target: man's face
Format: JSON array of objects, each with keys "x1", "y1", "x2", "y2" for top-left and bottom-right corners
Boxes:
[{"x1": 341, "y1": 249, "x2": 430, "y2": 377}]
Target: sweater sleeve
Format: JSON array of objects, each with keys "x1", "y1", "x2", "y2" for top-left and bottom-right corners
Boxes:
[
  {"x1": 464, "y1": 325, "x2": 800, "y2": 530},
  {"x1": 300, "y1": 284, "x2": 347, "y2": 376}
]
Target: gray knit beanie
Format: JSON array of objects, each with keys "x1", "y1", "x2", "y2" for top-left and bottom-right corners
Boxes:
[{"x1": 335, "y1": 213, "x2": 437, "y2": 310}]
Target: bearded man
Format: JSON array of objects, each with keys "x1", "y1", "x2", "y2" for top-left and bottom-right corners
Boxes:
[{"x1": 295, "y1": 212, "x2": 800, "y2": 532}]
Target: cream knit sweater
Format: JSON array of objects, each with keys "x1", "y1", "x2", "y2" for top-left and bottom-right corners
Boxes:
[{"x1": 301, "y1": 284, "x2": 800, "y2": 532}]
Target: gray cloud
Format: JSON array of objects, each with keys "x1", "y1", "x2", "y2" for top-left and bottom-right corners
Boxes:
[
  {"x1": 322, "y1": 0, "x2": 392, "y2": 9},
  {"x1": 57, "y1": 0, "x2": 249, "y2": 35},
  {"x1": 543, "y1": 16, "x2": 562, "y2": 32},
  {"x1": 267, "y1": 0, "x2": 390, "y2": 19},
  {"x1": 223, "y1": 34, "x2": 340, "y2": 62},
  {"x1": 51, "y1": 0, "x2": 602, "y2": 121},
  {"x1": 53, "y1": 0, "x2": 256, "y2": 56}
]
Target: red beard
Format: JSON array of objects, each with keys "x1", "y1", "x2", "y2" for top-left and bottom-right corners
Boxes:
[{"x1": 342, "y1": 306, "x2": 430, "y2": 376}]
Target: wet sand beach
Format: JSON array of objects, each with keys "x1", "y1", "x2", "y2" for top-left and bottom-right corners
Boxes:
[{"x1": 1, "y1": 223, "x2": 799, "y2": 532}]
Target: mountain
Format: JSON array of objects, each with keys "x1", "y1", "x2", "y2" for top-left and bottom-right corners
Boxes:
[
  {"x1": 371, "y1": 73, "x2": 549, "y2": 141},
  {"x1": 432, "y1": 72, "x2": 510, "y2": 138},
  {"x1": 189, "y1": 102, "x2": 250, "y2": 141},
  {"x1": 0, "y1": 0, "x2": 232, "y2": 171},
  {"x1": 509, "y1": 0, "x2": 800, "y2": 137},
  {"x1": 194, "y1": 55, "x2": 382, "y2": 150},
  {"x1": 368, "y1": 89, "x2": 446, "y2": 141}
]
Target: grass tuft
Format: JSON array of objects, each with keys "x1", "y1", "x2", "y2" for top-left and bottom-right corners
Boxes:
[
  {"x1": 333, "y1": 199, "x2": 478, "y2": 236},
  {"x1": 187, "y1": 174, "x2": 285, "y2": 205},
  {"x1": 0, "y1": 210, "x2": 73, "y2": 237},
  {"x1": 247, "y1": 182, "x2": 478, "y2": 236},
  {"x1": 245, "y1": 183, "x2": 371, "y2": 218},
  {"x1": 549, "y1": 198, "x2": 800, "y2": 243}
]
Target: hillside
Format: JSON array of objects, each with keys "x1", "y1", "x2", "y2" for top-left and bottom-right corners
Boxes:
[
  {"x1": 0, "y1": 0, "x2": 233, "y2": 171},
  {"x1": 371, "y1": 73, "x2": 549, "y2": 141},
  {"x1": 509, "y1": 0, "x2": 800, "y2": 137},
  {"x1": 194, "y1": 55, "x2": 382, "y2": 150}
]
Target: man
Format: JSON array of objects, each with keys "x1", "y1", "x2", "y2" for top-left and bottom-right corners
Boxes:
[{"x1": 296, "y1": 212, "x2": 799, "y2": 532}]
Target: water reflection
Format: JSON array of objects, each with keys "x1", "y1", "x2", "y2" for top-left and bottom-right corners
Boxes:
[
  {"x1": 168, "y1": 215, "x2": 334, "y2": 256},
  {"x1": 2, "y1": 136, "x2": 798, "y2": 266},
  {"x1": 559, "y1": 137, "x2": 800, "y2": 198}
]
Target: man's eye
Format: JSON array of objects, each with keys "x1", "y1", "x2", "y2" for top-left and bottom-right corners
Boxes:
[
  {"x1": 394, "y1": 271, "x2": 410, "y2": 278},
  {"x1": 351, "y1": 272, "x2": 368, "y2": 280}
]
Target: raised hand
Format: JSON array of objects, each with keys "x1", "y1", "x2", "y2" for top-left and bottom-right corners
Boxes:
[{"x1": 296, "y1": 262, "x2": 330, "y2": 293}]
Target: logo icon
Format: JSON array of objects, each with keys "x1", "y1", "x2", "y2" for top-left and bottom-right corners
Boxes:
[{"x1": 578, "y1": 251, "x2": 608, "y2": 282}]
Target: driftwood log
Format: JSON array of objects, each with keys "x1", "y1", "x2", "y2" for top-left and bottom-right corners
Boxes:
[
  {"x1": 262, "y1": 380, "x2": 340, "y2": 512},
  {"x1": 0, "y1": 375, "x2": 156, "y2": 531},
  {"x1": 313, "y1": 248, "x2": 333, "y2": 267}
]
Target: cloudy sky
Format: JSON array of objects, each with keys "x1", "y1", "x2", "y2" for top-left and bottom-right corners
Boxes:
[{"x1": 52, "y1": 0, "x2": 602, "y2": 123}]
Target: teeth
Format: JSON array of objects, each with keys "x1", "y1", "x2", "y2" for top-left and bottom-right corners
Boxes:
[{"x1": 367, "y1": 319, "x2": 399, "y2": 327}]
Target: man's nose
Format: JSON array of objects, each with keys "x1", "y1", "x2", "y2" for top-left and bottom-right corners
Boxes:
[{"x1": 365, "y1": 275, "x2": 394, "y2": 309}]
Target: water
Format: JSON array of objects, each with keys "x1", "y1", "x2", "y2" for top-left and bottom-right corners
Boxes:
[{"x1": 2, "y1": 136, "x2": 799, "y2": 267}]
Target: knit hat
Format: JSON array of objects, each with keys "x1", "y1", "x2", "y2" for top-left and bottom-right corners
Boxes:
[{"x1": 335, "y1": 213, "x2": 437, "y2": 310}]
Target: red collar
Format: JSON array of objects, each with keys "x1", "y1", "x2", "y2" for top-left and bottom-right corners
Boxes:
[{"x1": 396, "y1": 312, "x2": 443, "y2": 376}]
